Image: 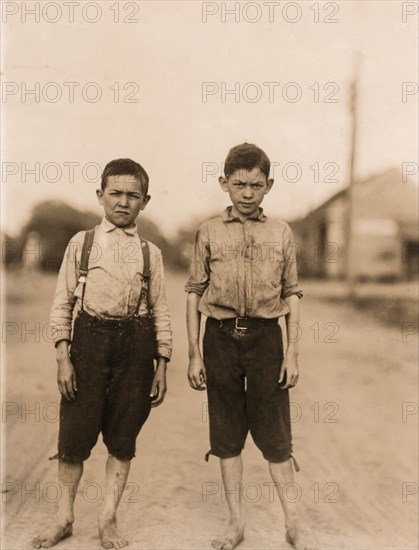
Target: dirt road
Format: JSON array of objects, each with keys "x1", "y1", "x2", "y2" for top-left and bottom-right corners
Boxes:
[{"x1": 2, "y1": 270, "x2": 418, "y2": 549}]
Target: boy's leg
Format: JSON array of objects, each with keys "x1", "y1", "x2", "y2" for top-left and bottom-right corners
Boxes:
[
  {"x1": 203, "y1": 319, "x2": 247, "y2": 550},
  {"x1": 98, "y1": 455, "x2": 131, "y2": 549},
  {"x1": 98, "y1": 318, "x2": 155, "y2": 548},
  {"x1": 32, "y1": 313, "x2": 113, "y2": 548},
  {"x1": 269, "y1": 460, "x2": 318, "y2": 550},
  {"x1": 244, "y1": 324, "x2": 318, "y2": 550},
  {"x1": 32, "y1": 461, "x2": 83, "y2": 548},
  {"x1": 269, "y1": 459, "x2": 296, "y2": 525},
  {"x1": 212, "y1": 456, "x2": 245, "y2": 550}
]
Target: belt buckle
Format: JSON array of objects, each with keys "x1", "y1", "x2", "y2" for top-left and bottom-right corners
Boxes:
[{"x1": 235, "y1": 317, "x2": 248, "y2": 331}]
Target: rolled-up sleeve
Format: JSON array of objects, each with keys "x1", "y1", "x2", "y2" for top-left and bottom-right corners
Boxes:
[
  {"x1": 280, "y1": 224, "x2": 303, "y2": 300},
  {"x1": 150, "y1": 249, "x2": 173, "y2": 361},
  {"x1": 185, "y1": 224, "x2": 210, "y2": 296}
]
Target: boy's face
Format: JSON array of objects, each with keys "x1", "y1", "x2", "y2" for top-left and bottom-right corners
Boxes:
[
  {"x1": 219, "y1": 167, "x2": 273, "y2": 219},
  {"x1": 96, "y1": 175, "x2": 150, "y2": 228}
]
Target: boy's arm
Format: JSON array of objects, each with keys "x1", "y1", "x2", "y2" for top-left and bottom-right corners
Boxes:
[
  {"x1": 279, "y1": 294, "x2": 300, "y2": 389},
  {"x1": 279, "y1": 224, "x2": 302, "y2": 390},
  {"x1": 149, "y1": 356, "x2": 167, "y2": 407},
  {"x1": 148, "y1": 248, "x2": 171, "y2": 407},
  {"x1": 50, "y1": 235, "x2": 82, "y2": 401},
  {"x1": 149, "y1": 248, "x2": 172, "y2": 363},
  {"x1": 56, "y1": 340, "x2": 77, "y2": 401},
  {"x1": 187, "y1": 292, "x2": 206, "y2": 390},
  {"x1": 50, "y1": 234, "x2": 82, "y2": 346},
  {"x1": 185, "y1": 224, "x2": 210, "y2": 391}
]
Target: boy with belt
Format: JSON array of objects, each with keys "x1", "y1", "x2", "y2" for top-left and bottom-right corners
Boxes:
[
  {"x1": 186, "y1": 144, "x2": 315, "y2": 550},
  {"x1": 32, "y1": 158, "x2": 172, "y2": 549}
]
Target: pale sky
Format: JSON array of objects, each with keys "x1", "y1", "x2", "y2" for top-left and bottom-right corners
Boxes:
[{"x1": 2, "y1": 0, "x2": 418, "y2": 237}]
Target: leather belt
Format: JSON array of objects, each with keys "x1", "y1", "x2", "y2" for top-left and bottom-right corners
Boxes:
[{"x1": 208, "y1": 316, "x2": 279, "y2": 332}]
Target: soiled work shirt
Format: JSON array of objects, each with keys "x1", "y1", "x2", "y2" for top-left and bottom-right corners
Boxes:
[
  {"x1": 185, "y1": 207, "x2": 302, "y2": 319},
  {"x1": 51, "y1": 217, "x2": 172, "y2": 360}
]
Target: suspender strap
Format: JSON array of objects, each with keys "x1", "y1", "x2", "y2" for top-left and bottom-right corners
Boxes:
[
  {"x1": 135, "y1": 238, "x2": 152, "y2": 317},
  {"x1": 79, "y1": 228, "x2": 96, "y2": 312}
]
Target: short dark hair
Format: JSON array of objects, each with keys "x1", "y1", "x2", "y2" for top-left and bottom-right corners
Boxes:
[
  {"x1": 101, "y1": 158, "x2": 149, "y2": 194},
  {"x1": 224, "y1": 143, "x2": 270, "y2": 180}
]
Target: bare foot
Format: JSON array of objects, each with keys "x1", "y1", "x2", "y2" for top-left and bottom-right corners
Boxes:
[
  {"x1": 31, "y1": 522, "x2": 73, "y2": 548},
  {"x1": 98, "y1": 514, "x2": 128, "y2": 549},
  {"x1": 212, "y1": 520, "x2": 245, "y2": 550},
  {"x1": 286, "y1": 522, "x2": 318, "y2": 550}
]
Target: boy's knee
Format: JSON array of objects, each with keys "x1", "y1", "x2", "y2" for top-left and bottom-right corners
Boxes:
[{"x1": 107, "y1": 452, "x2": 133, "y2": 463}]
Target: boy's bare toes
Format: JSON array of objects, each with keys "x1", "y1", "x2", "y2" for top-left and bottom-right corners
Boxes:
[
  {"x1": 211, "y1": 522, "x2": 244, "y2": 550},
  {"x1": 31, "y1": 523, "x2": 73, "y2": 548},
  {"x1": 212, "y1": 539, "x2": 230, "y2": 550},
  {"x1": 98, "y1": 515, "x2": 128, "y2": 549},
  {"x1": 212, "y1": 539, "x2": 225, "y2": 550}
]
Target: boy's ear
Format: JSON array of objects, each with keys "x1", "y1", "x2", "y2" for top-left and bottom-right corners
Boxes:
[
  {"x1": 265, "y1": 178, "x2": 274, "y2": 193},
  {"x1": 219, "y1": 176, "x2": 229, "y2": 193},
  {"x1": 96, "y1": 189, "x2": 104, "y2": 204},
  {"x1": 140, "y1": 194, "x2": 151, "y2": 210}
]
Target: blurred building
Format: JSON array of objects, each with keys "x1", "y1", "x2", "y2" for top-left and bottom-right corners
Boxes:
[{"x1": 290, "y1": 168, "x2": 419, "y2": 281}]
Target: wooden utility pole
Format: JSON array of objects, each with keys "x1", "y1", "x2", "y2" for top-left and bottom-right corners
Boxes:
[{"x1": 344, "y1": 54, "x2": 361, "y2": 297}]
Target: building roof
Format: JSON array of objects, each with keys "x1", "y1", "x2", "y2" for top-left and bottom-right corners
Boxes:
[{"x1": 294, "y1": 168, "x2": 418, "y2": 225}]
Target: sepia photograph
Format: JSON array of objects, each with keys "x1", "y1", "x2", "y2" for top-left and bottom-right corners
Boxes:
[{"x1": 1, "y1": 1, "x2": 418, "y2": 549}]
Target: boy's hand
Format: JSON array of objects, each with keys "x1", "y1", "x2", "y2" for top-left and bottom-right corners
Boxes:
[
  {"x1": 57, "y1": 356, "x2": 77, "y2": 401},
  {"x1": 188, "y1": 356, "x2": 207, "y2": 391},
  {"x1": 279, "y1": 352, "x2": 299, "y2": 389},
  {"x1": 150, "y1": 359, "x2": 167, "y2": 407}
]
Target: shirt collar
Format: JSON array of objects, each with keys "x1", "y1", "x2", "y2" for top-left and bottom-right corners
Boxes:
[
  {"x1": 100, "y1": 217, "x2": 138, "y2": 236},
  {"x1": 222, "y1": 206, "x2": 267, "y2": 223}
]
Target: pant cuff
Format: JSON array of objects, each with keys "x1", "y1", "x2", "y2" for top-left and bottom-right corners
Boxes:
[
  {"x1": 51, "y1": 452, "x2": 91, "y2": 463},
  {"x1": 205, "y1": 449, "x2": 243, "y2": 462}
]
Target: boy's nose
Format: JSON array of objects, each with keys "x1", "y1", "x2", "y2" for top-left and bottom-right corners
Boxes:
[
  {"x1": 243, "y1": 186, "x2": 253, "y2": 197},
  {"x1": 118, "y1": 194, "x2": 129, "y2": 206}
]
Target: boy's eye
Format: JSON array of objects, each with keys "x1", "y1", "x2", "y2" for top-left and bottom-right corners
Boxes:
[{"x1": 109, "y1": 192, "x2": 141, "y2": 199}]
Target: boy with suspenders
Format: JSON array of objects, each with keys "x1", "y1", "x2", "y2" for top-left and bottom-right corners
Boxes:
[{"x1": 33, "y1": 158, "x2": 172, "y2": 549}]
